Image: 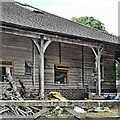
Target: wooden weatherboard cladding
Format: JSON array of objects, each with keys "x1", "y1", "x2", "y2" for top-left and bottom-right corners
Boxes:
[{"x1": 54, "y1": 64, "x2": 70, "y2": 85}]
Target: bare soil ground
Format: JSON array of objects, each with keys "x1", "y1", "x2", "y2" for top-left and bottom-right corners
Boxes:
[{"x1": 85, "y1": 108, "x2": 120, "y2": 118}]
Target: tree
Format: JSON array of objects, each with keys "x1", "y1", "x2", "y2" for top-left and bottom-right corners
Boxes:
[
  {"x1": 116, "y1": 60, "x2": 120, "y2": 80},
  {"x1": 71, "y1": 16, "x2": 107, "y2": 32},
  {"x1": 118, "y1": 36, "x2": 120, "y2": 40}
]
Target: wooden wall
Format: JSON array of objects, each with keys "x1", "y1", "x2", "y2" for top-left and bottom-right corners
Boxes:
[
  {"x1": 102, "y1": 50, "x2": 116, "y2": 90},
  {"x1": 45, "y1": 42, "x2": 83, "y2": 89},
  {"x1": 2, "y1": 33, "x2": 33, "y2": 86},
  {"x1": 1, "y1": 33, "x2": 117, "y2": 95},
  {"x1": 83, "y1": 46, "x2": 95, "y2": 89}
]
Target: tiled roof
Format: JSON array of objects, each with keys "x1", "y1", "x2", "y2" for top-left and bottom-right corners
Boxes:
[{"x1": 1, "y1": 2, "x2": 119, "y2": 44}]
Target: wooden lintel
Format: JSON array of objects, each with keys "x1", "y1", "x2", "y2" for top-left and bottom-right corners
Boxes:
[
  {"x1": 44, "y1": 35, "x2": 98, "y2": 48},
  {"x1": 1, "y1": 26, "x2": 41, "y2": 39},
  {"x1": 1, "y1": 26, "x2": 98, "y2": 48},
  {"x1": 2, "y1": 25, "x2": 119, "y2": 51}
]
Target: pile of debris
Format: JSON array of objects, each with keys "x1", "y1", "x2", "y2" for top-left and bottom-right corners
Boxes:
[
  {"x1": 1, "y1": 68, "x2": 68, "y2": 101},
  {"x1": 1, "y1": 78, "x2": 38, "y2": 100},
  {"x1": 0, "y1": 103, "x2": 112, "y2": 119}
]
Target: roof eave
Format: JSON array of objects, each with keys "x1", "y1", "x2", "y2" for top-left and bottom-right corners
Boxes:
[{"x1": 1, "y1": 21, "x2": 119, "y2": 46}]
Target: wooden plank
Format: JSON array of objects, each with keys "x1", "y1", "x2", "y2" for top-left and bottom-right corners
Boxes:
[{"x1": 32, "y1": 108, "x2": 49, "y2": 119}]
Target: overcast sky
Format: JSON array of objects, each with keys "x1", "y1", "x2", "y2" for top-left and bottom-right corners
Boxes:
[{"x1": 15, "y1": 0, "x2": 119, "y2": 35}]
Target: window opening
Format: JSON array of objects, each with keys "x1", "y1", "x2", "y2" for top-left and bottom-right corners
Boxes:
[
  {"x1": 54, "y1": 64, "x2": 69, "y2": 84},
  {"x1": 25, "y1": 61, "x2": 32, "y2": 75}
]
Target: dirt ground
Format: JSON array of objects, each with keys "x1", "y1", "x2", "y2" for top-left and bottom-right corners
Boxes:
[
  {"x1": 1, "y1": 109, "x2": 120, "y2": 120},
  {"x1": 85, "y1": 108, "x2": 120, "y2": 118}
]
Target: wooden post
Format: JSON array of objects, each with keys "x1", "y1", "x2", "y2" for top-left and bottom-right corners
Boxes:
[
  {"x1": 97, "y1": 54, "x2": 101, "y2": 96},
  {"x1": 39, "y1": 39, "x2": 44, "y2": 98},
  {"x1": 32, "y1": 44, "x2": 35, "y2": 87},
  {"x1": 92, "y1": 47, "x2": 103, "y2": 96},
  {"x1": 82, "y1": 46, "x2": 84, "y2": 88},
  {"x1": 31, "y1": 37, "x2": 51, "y2": 99}
]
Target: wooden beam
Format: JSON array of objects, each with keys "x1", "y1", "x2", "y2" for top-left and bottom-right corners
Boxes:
[
  {"x1": 44, "y1": 35, "x2": 99, "y2": 48},
  {"x1": 1, "y1": 26, "x2": 120, "y2": 48},
  {"x1": 43, "y1": 40, "x2": 51, "y2": 53},
  {"x1": 1, "y1": 26, "x2": 41, "y2": 39},
  {"x1": 92, "y1": 47, "x2": 97, "y2": 57},
  {"x1": 1, "y1": 26, "x2": 99, "y2": 48},
  {"x1": 31, "y1": 38, "x2": 40, "y2": 54},
  {"x1": 33, "y1": 108, "x2": 49, "y2": 119}
]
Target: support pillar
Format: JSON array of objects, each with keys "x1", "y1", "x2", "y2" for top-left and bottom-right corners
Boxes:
[
  {"x1": 31, "y1": 37, "x2": 51, "y2": 99},
  {"x1": 92, "y1": 47, "x2": 103, "y2": 96},
  {"x1": 32, "y1": 44, "x2": 35, "y2": 87},
  {"x1": 82, "y1": 46, "x2": 84, "y2": 88},
  {"x1": 39, "y1": 39, "x2": 44, "y2": 98}
]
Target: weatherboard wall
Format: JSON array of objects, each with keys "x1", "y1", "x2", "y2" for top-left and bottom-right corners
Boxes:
[{"x1": 1, "y1": 33, "x2": 117, "y2": 99}]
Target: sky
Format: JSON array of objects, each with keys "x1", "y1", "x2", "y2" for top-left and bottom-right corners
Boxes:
[{"x1": 15, "y1": 0, "x2": 119, "y2": 35}]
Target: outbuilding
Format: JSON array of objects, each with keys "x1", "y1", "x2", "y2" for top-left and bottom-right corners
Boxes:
[{"x1": 0, "y1": 1, "x2": 120, "y2": 99}]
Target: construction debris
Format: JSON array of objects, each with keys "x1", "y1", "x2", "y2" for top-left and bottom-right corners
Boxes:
[
  {"x1": 2, "y1": 67, "x2": 23, "y2": 100},
  {"x1": 73, "y1": 106, "x2": 86, "y2": 113},
  {"x1": 49, "y1": 106, "x2": 64, "y2": 117},
  {"x1": 46, "y1": 92, "x2": 67, "y2": 100},
  {"x1": 0, "y1": 66, "x2": 119, "y2": 119},
  {"x1": 65, "y1": 108, "x2": 86, "y2": 119},
  {"x1": 1, "y1": 70, "x2": 68, "y2": 101},
  {"x1": 86, "y1": 106, "x2": 110, "y2": 113},
  {"x1": 19, "y1": 79, "x2": 38, "y2": 100}
]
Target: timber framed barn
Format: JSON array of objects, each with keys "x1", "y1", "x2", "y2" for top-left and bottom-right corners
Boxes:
[{"x1": 0, "y1": 1, "x2": 120, "y2": 100}]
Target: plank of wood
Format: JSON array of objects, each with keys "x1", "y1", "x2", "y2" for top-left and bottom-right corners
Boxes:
[{"x1": 32, "y1": 108, "x2": 49, "y2": 119}]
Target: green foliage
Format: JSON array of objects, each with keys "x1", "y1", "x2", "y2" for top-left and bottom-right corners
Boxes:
[
  {"x1": 116, "y1": 61, "x2": 120, "y2": 80},
  {"x1": 118, "y1": 36, "x2": 120, "y2": 40},
  {"x1": 71, "y1": 16, "x2": 107, "y2": 32}
]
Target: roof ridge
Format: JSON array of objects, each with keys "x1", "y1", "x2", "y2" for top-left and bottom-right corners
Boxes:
[{"x1": 15, "y1": 1, "x2": 44, "y2": 13}]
